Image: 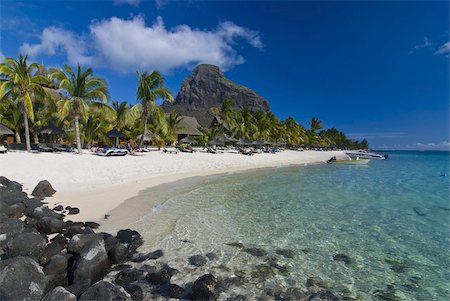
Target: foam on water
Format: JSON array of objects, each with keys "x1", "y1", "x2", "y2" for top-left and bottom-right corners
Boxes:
[{"x1": 131, "y1": 151, "x2": 450, "y2": 300}]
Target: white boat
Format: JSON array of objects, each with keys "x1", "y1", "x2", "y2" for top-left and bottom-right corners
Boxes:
[
  {"x1": 327, "y1": 155, "x2": 370, "y2": 165},
  {"x1": 346, "y1": 150, "x2": 388, "y2": 159},
  {"x1": 95, "y1": 147, "x2": 128, "y2": 156}
]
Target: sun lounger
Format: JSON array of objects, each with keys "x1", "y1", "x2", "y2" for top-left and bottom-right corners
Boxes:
[
  {"x1": 51, "y1": 143, "x2": 67, "y2": 152},
  {"x1": 38, "y1": 143, "x2": 53, "y2": 152},
  {"x1": 163, "y1": 148, "x2": 178, "y2": 154},
  {"x1": 178, "y1": 146, "x2": 195, "y2": 153}
]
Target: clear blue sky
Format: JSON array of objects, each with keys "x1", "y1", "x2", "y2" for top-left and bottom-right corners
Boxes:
[{"x1": 1, "y1": 0, "x2": 449, "y2": 150}]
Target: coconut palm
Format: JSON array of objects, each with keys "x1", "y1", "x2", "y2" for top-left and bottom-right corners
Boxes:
[
  {"x1": 166, "y1": 112, "x2": 184, "y2": 144},
  {"x1": 0, "y1": 54, "x2": 50, "y2": 151},
  {"x1": 50, "y1": 65, "x2": 109, "y2": 154},
  {"x1": 111, "y1": 100, "x2": 140, "y2": 132},
  {"x1": 310, "y1": 117, "x2": 323, "y2": 132},
  {"x1": 0, "y1": 96, "x2": 22, "y2": 142},
  {"x1": 136, "y1": 70, "x2": 173, "y2": 149}
]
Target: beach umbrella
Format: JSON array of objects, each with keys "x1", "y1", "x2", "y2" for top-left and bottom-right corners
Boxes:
[
  {"x1": 180, "y1": 135, "x2": 196, "y2": 144},
  {"x1": 38, "y1": 124, "x2": 65, "y2": 135},
  {"x1": 208, "y1": 138, "x2": 225, "y2": 146},
  {"x1": 236, "y1": 138, "x2": 251, "y2": 146},
  {"x1": 0, "y1": 123, "x2": 14, "y2": 135},
  {"x1": 107, "y1": 128, "x2": 126, "y2": 146}
]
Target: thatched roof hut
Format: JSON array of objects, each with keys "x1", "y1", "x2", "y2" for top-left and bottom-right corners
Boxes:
[
  {"x1": 0, "y1": 123, "x2": 14, "y2": 135},
  {"x1": 174, "y1": 116, "x2": 203, "y2": 136}
]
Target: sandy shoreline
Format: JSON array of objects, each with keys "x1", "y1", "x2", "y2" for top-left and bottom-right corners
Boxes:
[{"x1": 0, "y1": 149, "x2": 343, "y2": 223}]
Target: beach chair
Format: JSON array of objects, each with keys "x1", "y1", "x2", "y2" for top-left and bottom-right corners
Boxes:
[
  {"x1": 163, "y1": 148, "x2": 178, "y2": 154},
  {"x1": 38, "y1": 143, "x2": 53, "y2": 152}
]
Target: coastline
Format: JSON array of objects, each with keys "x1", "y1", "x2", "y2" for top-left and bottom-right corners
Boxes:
[{"x1": 0, "y1": 150, "x2": 344, "y2": 223}]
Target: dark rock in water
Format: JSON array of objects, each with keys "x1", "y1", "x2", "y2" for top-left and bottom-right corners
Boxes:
[
  {"x1": 162, "y1": 64, "x2": 270, "y2": 128},
  {"x1": 225, "y1": 242, "x2": 244, "y2": 248},
  {"x1": 145, "y1": 268, "x2": 173, "y2": 285},
  {"x1": 32, "y1": 180, "x2": 56, "y2": 198},
  {"x1": 42, "y1": 286, "x2": 76, "y2": 301},
  {"x1": 385, "y1": 258, "x2": 408, "y2": 274},
  {"x1": 53, "y1": 205, "x2": 64, "y2": 211},
  {"x1": 68, "y1": 233, "x2": 101, "y2": 255},
  {"x1": 218, "y1": 276, "x2": 247, "y2": 291},
  {"x1": 109, "y1": 242, "x2": 130, "y2": 263},
  {"x1": 206, "y1": 252, "x2": 218, "y2": 260},
  {"x1": 43, "y1": 254, "x2": 68, "y2": 275},
  {"x1": 192, "y1": 273, "x2": 218, "y2": 301},
  {"x1": 226, "y1": 294, "x2": 247, "y2": 301},
  {"x1": 251, "y1": 264, "x2": 275, "y2": 281},
  {"x1": 167, "y1": 283, "x2": 184, "y2": 299},
  {"x1": 79, "y1": 280, "x2": 131, "y2": 301},
  {"x1": 0, "y1": 176, "x2": 22, "y2": 191},
  {"x1": 68, "y1": 236, "x2": 110, "y2": 297},
  {"x1": 245, "y1": 247, "x2": 267, "y2": 257},
  {"x1": 147, "y1": 249, "x2": 164, "y2": 259},
  {"x1": 117, "y1": 229, "x2": 143, "y2": 252},
  {"x1": 115, "y1": 268, "x2": 143, "y2": 286},
  {"x1": 0, "y1": 256, "x2": 46, "y2": 301},
  {"x1": 112, "y1": 264, "x2": 133, "y2": 271},
  {"x1": 306, "y1": 277, "x2": 329, "y2": 293},
  {"x1": 372, "y1": 285, "x2": 401, "y2": 301},
  {"x1": 413, "y1": 207, "x2": 427, "y2": 217},
  {"x1": 302, "y1": 248, "x2": 312, "y2": 254},
  {"x1": 276, "y1": 248, "x2": 296, "y2": 259},
  {"x1": 84, "y1": 221, "x2": 100, "y2": 229},
  {"x1": 308, "y1": 290, "x2": 339, "y2": 301},
  {"x1": 333, "y1": 253, "x2": 352, "y2": 265},
  {"x1": 130, "y1": 249, "x2": 164, "y2": 262},
  {"x1": 66, "y1": 206, "x2": 80, "y2": 215},
  {"x1": 37, "y1": 217, "x2": 65, "y2": 235},
  {"x1": 6, "y1": 231, "x2": 46, "y2": 259},
  {"x1": 122, "y1": 283, "x2": 144, "y2": 300},
  {"x1": 286, "y1": 287, "x2": 307, "y2": 300},
  {"x1": 189, "y1": 254, "x2": 208, "y2": 266}
]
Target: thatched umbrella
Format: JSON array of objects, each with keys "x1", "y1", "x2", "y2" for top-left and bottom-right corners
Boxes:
[
  {"x1": 107, "y1": 129, "x2": 125, "y2": 146},
  {"x1": 180, "y1": 135, "x2": 197, "y2": 144},
  {"x1": 136, "y1": 133, "x2": 157, "y2": 142},
  {"x1": 236, "y1": 138, "x2": 251, "y2": 146},
  {"x1": 208, "y1": 138, "x2": 225, "y2": 146},
  {"x1": 0, "y1": 123, "x2": 14, "y2": 135}
]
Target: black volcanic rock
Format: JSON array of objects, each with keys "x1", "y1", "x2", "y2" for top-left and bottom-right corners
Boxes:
[
  {"x1": 163, "y1": 64, "x2": 269, "y2": 127},
  {"x1": 32, "y1": 180, "x2": 56, "y2": 198}
]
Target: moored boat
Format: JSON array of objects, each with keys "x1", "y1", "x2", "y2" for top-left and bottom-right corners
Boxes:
[
  {"x1": 346, "y1": 150, "x2": 388, "y2": 159},
  {"x1": 327, "y1": 155, "x2": 370, "y2": 165}
]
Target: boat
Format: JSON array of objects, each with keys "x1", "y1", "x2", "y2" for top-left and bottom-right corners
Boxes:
[
  {"x1": 346, "y1": 150, "x2": 388, "y2": 159},
  {"x1": 95, "y1": 147, "x2": 128, "y2": 156},
  {"x1": 327, "y1": 155, "x2": 370, "y2": 165}
]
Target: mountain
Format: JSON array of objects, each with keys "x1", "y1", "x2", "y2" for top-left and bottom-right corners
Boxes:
[{"x1": 162, "y1": 64, "x2": 269, "y2": 127}]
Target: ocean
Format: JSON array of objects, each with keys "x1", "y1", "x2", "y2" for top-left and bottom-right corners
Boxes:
[{"x1": 131, "y1": 151, "x2": 450, "y2": 300}]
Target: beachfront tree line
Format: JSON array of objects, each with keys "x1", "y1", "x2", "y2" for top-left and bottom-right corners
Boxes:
[{"x1": 0, "y1": 54, "x2": 368, "y2": 153}]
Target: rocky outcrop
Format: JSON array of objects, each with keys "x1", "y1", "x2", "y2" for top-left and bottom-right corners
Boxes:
[
  {"x1": 163, "y1": 64, "x2": 269, "y2": 127},
  {"x1": 31, "y1": 180, "x2": 56, "y2": 198}
]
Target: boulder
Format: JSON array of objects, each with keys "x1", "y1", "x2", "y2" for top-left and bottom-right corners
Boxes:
[
  {"x1": 79, "y1": 280, "x2": 131, "y2": 301},
  {"x1": 130, "y1": 249, "x2": 163, "y2": 262},
  {"x1": 31, "y1": 180, "x2": 56, "y2": 198},
  {"x1": 31, "y1": 206, "x2": 64, "y2": 220},
  {"x1": 50, "y1": 233, "x2": 68, "y2": 246},
  {"x1": 0, "y1": 201, "x2": 25, "y2": 218},
  {"x1": 68, "y1": 236, "x2": 110, "y2": 296},
  {"x1": 66, "y1": 206, "x2": 80, "y2": 215},
  {"x1": 192, "y1": 274, "x2": 218, "y2": 301},
  {"x1": 6, "y1": 232, "x2": 46, "y2": 259},
  {"x1": 42, "y1": 286, "x2": 76, "y2": 301},
  {"x1": 42, "y1": 241, "x2": 65, "y2": 263},
  {"x1": 114, "y1": 268, "x2": 143, "y2": 286},
  {"x1": 0, "y1": 256, "x2": 46, "y2": 301},
  {"x1": 0, "y1": 186, "x2": 28, "y2": 205},
  {"x1": 53, "y1": 205, "x2": 64, "y2": 211},
  {"x1": 43, "y1": 254, "x2": 68, "y2": 275},
  {"x1": 0, "y1": 176, "x2": 22, "y2": 191},
  {"x1": 44, "y1": 273, "x2": 69, "y2": 293},
  {"x1": 0, "y1": 216, "x2": 25, "y2": 247},
  {"x1": 188, "y1": 254, "x2": 208, "y2": 266},
  {"x1": 306, "y1": 277, "x2": 329, "y2": 294},
  {"x1": 167, "y1": 283, "x2": 184, "y2": 299},
  {"x1": 37, "y1": 217, "x2": 65, "y2": 235},
  {"x1": 116, "y1": 229, "x2": 143, "y2": 252},
  {"x1": 109, "y1": 242, "x2": 130, "y2": 263},
  {"x1": 122, "y1": 283, "x2": 144, "y2": 301},
  {"x1": 23, "y1": 198, "x2": 45, "y2": 214},
  {"x1": 84, "y1": 221, "x2": 100, "y2": 229},
  {"x1": 67, "y1": 233, "x2": 101, "y2": 255},
  {"x1": 145, "y1": 267, "x2": 173, "y2": 285}
]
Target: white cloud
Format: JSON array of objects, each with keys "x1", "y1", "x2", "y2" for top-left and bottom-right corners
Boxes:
[
  {"x1": 409, "y1": 36, "x2": 433, "y2": 54},
  {"x1": 20, "y1": 27, "x2": 93, "y2": 66},
  {"x1": 377, "y1": 141, "x2": 450, "y2": 151},
  {"x1": 19, "y1": 16, "x2": 262, "y2": 73},
  {"x1": 113, "y1": 0, "x2": 140, "y2": 6},
  {"x1": 435, "y1": 41, "x2": 450, "y2": 55}
]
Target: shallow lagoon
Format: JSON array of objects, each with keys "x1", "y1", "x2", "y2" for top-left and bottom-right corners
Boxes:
[{"x1": 131, "y1": 151, "x2": 449, "y2": 300}]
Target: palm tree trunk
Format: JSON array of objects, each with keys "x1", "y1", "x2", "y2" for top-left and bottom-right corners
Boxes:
[
  {"x1": 33, "y1": 132, "x2": 39, "y2": 144},
  {"x1": 138, "y1": 119, "x2": 147, "y2": 149},
  {"x1": 22, "y1": 101, "x2": 31, "y2": 152},
  {"x1": 74, "y1": 115, "x2": 82, "y2": 154}
]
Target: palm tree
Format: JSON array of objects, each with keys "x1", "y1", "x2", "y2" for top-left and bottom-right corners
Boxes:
[
  {"x1": 50, "y1": 65, "x2": 109, "y2": 154},
  {"x1": 210, "y1": 98, "x2": 237, "y2": 137},
  {"x1": 166, "y1": 112, "x2": 184, "y2": 144},
  {"x1": 0, "y1": 54, "x2": 50, "y2": 151},
  {"x1": 310, "y1": 117, "x2": 323, "y2": 132},
  {"x1": 111, "y1": 100, "x2": 140, "y2": 132},
  {"x1": 136, "y1": 70, "x2": 173, "y2": 149},
  {"x1": 0, "y1": 96, "x2": 22, "y2": 142}
]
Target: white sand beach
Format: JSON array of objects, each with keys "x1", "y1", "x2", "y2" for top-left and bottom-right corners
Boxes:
[{"x1": 0, "y1": 149, "x2": 343, "y2": 223}]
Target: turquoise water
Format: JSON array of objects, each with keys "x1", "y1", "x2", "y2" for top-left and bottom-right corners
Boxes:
[{"x1": 133, "y1": 151, "x2": 450, "y2": 300}]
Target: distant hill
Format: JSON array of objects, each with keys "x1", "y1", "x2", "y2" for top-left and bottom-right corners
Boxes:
[{"x1": 162, "y1": 64, "x2": 269, "y2": 127}]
